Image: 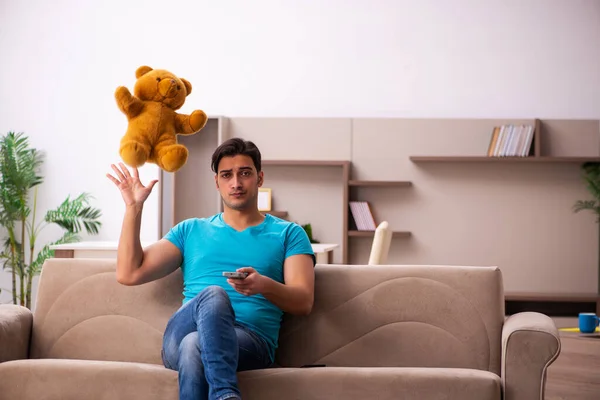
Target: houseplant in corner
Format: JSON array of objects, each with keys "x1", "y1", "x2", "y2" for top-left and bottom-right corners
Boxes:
[
  {"x1": 572, "y1": 161, "x2": 600, "y2": 293},
  {"x1": 0, "y1": 131, "x2": 102, "y2": 308}
]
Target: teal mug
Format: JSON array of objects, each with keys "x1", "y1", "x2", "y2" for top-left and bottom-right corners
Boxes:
[{"x1": 579, "y1": 313, "x2": 600, "y2": 333}]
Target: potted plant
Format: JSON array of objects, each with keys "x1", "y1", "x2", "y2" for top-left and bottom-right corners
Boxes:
[
  {"x1": 0, "y1": 131, "x2": 102, "y2": 308},
  {"x1": 301, "y1": 223, "x2": 320, "y2": 244},
  {"x1": 573, "y1": 161, "x2": 600, "y2": 293}
]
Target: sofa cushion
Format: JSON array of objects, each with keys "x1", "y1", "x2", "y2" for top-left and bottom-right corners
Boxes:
[
  {"x1": 277, "y1": 265, "x2": 504, "y2": 375},
  {"x1": 0, "y1": 358, "x2": 178, "y2": 400},
  {"x1": 238, "y1": 367, "x2": 502, "y2": 400},
  {"x1": 30, "y1": 258, "x2": 183, "y2": 364}
]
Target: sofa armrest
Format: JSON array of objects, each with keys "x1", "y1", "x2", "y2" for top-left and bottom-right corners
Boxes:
[
  {"x1": 501, "y1": 311, "x2": 560, "y2": 400},
  {"x1": 0, "y1": 304, "x2": 33, "y2": 362}
]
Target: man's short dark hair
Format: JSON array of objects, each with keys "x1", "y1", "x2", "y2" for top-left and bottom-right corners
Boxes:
[{"x1": 211, "y1": 138, "x2": 262, "y2": 173}]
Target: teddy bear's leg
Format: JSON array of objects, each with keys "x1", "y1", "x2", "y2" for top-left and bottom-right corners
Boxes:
[
  {"x1": 155, "y1": 143, "x2": 188, "y2": 173},
  {"x1": 120, "y1": 139, "x2": 151, "y2": 168}
]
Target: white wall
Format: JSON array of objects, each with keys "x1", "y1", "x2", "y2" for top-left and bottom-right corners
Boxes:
[{"x1": 0, "y1": 0, "x2": 599, "y2": 304}]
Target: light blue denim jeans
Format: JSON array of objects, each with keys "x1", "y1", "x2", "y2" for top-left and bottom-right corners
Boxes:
[{"x1": 161, "y1": 286, "x2": 273, "y2": 400}]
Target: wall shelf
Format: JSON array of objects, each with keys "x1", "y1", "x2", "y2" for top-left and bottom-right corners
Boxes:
[
  {"x1": 263, "y1": 211, "x2": 288, "y2": 218},
  {"x1": 348, "y1": 230, "x2": 411, "y2": 238},
  {"x1": 262, "y1": 160, "x2": 350, "y2": 167},
  {"x1": 505, "y1": 292, "x2": 600, "y2": 315},
  {"x1": 410, "y1": 119, "x2": 600, "y2": 164},
  {"x1": 505, "y1": 292, "x2": 600, "y2": 302},
  {"x1": 349, "y1": 180, "x2": 412, "y2": 187},
  {"x1": 410, "y1": 156, "x2": 600, "y2": 163}
]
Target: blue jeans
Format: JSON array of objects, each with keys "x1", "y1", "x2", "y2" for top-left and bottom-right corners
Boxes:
[{"x1": 162, "y1": 286, "x2": 273, "y2": 400}]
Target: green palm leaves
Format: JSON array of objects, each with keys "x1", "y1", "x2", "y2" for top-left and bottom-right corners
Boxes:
[
  {"x1": 573, "y1": 162, "x2": 600, "y2": 222},
  {"x1": 0, "y1": 131, "x2": 102, "y2": 308}
]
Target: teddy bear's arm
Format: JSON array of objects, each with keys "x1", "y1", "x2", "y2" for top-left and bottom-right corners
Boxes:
[
  {"x1": 115, "y1": 86, "x2": 144, "y2": 118},
  {"x1": 175, "y1": 110, "x2": 208, "y2": 134}
]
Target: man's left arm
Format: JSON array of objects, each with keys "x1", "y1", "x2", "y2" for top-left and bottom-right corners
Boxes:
[
  {"x1": 232, "y1": 254, "x2": 315, "y2": 316},
  {"x1": 264, "y1": 254, "x2": 315, "y2": 315}
]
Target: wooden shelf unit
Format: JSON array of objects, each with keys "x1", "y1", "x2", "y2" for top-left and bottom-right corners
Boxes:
[
  {"x1": 258, "y1": 159, "x2": 413, "y2": 263},
  {"x1": 347, "y1": 178, "x2": 413, "y2": 251},
  {"x1": 158, "y1": 115, "x2": 600, "y2": 296}
]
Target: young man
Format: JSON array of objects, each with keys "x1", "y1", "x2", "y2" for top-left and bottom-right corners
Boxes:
[{"x1": 106, "y1": 138, "x2": 316, "y2": 400}]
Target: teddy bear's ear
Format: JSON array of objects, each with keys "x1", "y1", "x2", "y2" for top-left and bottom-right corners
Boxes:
[
  {"x1": 181, "y1": 78, "x2": 193, "y2": 96},
  {"x1": 136, "y1": 66, "x2": 153, "y2": 78}
]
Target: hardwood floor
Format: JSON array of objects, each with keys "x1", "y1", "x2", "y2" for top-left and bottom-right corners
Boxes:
[{"x1": 545, "y1": 330, "x2": 600, "y2": 400}]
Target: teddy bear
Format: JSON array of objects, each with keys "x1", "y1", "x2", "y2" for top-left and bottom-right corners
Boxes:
[{"x1": 115, "y1": 65, "x2": 208, "y2": 173}]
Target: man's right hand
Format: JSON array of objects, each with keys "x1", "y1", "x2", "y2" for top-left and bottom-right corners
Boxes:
[{"x1": 106, "y1": 162, "x2": 158, "y2": 207}]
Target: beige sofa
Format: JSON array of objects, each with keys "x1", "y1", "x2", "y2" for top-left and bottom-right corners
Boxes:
[{"x1": 0, "y1": 258, "x2": 560, "y2": 400}]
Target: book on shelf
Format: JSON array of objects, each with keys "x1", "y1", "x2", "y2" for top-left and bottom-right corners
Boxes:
[
  {"x1": 487, "y1": 124, "x2": 534, "y2": 157},
  {"x1": 349, "y1": 201, "x2": 377, "y2": 231}
]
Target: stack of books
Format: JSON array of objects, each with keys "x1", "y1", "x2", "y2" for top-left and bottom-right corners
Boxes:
[
  {"x1": 349, "y1": 201, "x2": 377, "y2": 230},
  {"x1": 487, "y1": 124, "x2": 534, "y2": 157}
]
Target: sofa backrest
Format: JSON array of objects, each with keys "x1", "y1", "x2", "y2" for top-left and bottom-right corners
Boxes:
[
  {"x1": 276, "y1": 264, "x2": 505, "y2": 376},
  {"x1": 30, "y1": 258, "x2": 182, "y2": 365},
  {"x1": 31, "y1": 259, "x2": 504, "y2": 375}
]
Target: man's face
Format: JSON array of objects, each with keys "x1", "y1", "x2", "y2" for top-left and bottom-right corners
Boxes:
[{"x1": 215, "y1": 155, "x2": 263, "y2": 211}]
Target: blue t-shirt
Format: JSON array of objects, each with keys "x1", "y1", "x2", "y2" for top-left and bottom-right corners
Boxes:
[{"x1": 163, "y1": 212, "x2": 315, "y2": 361}]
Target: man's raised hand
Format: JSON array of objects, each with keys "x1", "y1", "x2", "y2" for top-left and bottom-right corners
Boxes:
[{"x1": 106, "y1": 163, "x2": 158, "y2": 207}]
